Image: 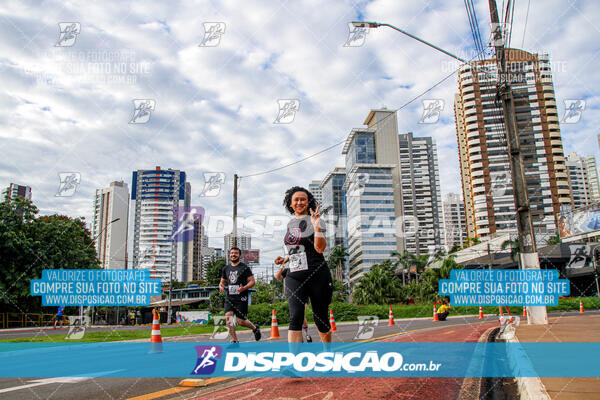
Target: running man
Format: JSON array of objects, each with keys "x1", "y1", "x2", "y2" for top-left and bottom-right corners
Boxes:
[
  {"x1": 219, "y1": 247, "x2": 261, "y2": 346},
  {"x1": 193, "y1": 346, "x2": 219, "y2": 374},
  {"x1": 54, "y1": 306, "x2": 65, "y2": 329}
]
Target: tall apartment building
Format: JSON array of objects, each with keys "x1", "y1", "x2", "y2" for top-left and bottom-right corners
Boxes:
[
  {"x1": 2, "y1": 183, "x2": 32, "y2": 201},
  {"x1": 127, "y1": 166, "x2": 191, "y2": 282},
  {"x1": 320, "y1": 167, "x2": 348, "y2": 281},
  {"x1": 91, "y1": 181, "x2": 129, "y2": 268},
  {"x1": 342, "y1": 109, "x2": 444, "y2": 284},
  {"x1": 442, "y1": 193, "x2": 467, "y2": 250},
  {"x1": 309, "y1": 180, "x2": 322, "y2": 205},
  {"x1": 454, "y1": 49, "x2": 571, "y2": 240},
  {"x1": 583, "y1": 155, "x2": 600, "y2": 203},
  {"x1": 398, "y1": 132, "x2": 443, "y2": 255},
  {"x1": 191, "y1": 218, "x2": 203, "y2": 281}
]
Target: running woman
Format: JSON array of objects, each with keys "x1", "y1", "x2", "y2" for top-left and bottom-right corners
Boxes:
[
  {"x1": 274, "y1": 186, "x2": 333, "y2": 345},
  {"x1": 219, "y1": 247, "x2": 261, "y2": 345},
  {"x1": 274, "y1": 266, "x2": 312, "y2": 342}
]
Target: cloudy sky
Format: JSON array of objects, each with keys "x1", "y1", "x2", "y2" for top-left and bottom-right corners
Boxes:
[{"x1": 1, "y1": 0, "x2": 598, "y2": 273}]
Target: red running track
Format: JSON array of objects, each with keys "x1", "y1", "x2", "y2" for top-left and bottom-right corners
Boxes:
[{"x1": 191, "y1": 321, "x2": 497, "y2": 400}]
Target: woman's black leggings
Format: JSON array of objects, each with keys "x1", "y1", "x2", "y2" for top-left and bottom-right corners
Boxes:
[{"x1": 284, "y1": 267, "x2": 333, "y2": 333}]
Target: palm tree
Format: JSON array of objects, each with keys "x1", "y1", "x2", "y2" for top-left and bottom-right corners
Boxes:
[
  {"x1": 327, "y1": 246, "x2": 349, "y2": 282},
  {"x1": 352, "y1": 260, "x2": 400, "y2": 304},
  {"x1": 391, "y1": 250, "x2": 412, "y2": 286},
  {"x1": 410, "y1": 253, "x2": 431, "y2": 284},
  {"x1": 501, "y1": 238, "x2": 520, "y2": 262}
]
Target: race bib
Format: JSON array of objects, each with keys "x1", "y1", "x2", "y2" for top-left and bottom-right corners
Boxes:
[
  {"x1": 289, "y1": 252, "x2": 309, "y2": 273},
  {"x1": 228, "y1": 285, "x2": 240, "y2": 295}
]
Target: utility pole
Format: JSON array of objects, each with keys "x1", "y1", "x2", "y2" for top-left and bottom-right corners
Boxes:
[
  {"x1": 232, "y1": 174, "x2": 238, "y2": 249},
  {"x1": 488, "y1": 0, "x2": 547, "y2": 324}
]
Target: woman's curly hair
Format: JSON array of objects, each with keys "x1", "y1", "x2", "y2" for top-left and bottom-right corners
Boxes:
[{"x1": 283, "y1": 186, "x2": 318, "y2": 215}]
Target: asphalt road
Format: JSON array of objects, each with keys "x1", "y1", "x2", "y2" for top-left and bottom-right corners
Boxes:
[{"x1": 0, "y1": 310, "x2": 595, "y2": 399}]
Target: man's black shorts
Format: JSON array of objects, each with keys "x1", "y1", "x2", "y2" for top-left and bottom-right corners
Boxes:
[
  {"x1": 224, "y1": 297, "x2": 248, "y2": 320},
  {"x1": 56, "y1": 315, "x2": 63, "y2": 321}
]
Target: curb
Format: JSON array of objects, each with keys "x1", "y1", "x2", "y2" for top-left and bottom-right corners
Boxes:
[
  {"x1": 505, "y1": 335, "x2": 550, "y2": 400},
  {"x1": 457, "y1": 326, "x2": 496, "y2": 400}
]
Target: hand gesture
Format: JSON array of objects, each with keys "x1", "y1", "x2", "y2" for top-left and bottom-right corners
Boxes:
[
  {"x1": 274, "y1": 256, "x2": 285, "y2": 265},
  {"x1": 237, "y1": 286, "x2": 244, "y2": 293},
  {"x1": 310, "y1": 205, "x2": 321, "y2": 228}
]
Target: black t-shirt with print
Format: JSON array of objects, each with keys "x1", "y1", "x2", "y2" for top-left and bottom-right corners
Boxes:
[
  {"x1": 221, "y1": 262, "x2": 253, "y2": 299},
  {"x1": 283, "y1": 215, "x2": 326, "y2": 281}
]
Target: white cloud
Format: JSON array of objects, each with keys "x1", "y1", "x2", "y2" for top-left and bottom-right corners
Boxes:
[{"x1": 0, "y1": 0, "x2": 598, "y2": 269}]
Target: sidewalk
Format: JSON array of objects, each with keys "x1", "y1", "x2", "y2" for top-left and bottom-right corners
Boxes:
[{"x1": 514, "y1": 313, "x2": 600, "y2": 400}]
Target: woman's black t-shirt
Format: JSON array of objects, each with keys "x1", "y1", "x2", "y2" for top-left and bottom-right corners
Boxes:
[{"x1": 283, "y1": 215, "x2": 327, "y2": 281}]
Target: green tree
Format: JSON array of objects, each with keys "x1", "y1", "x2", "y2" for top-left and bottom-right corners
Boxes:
[
  {"x1": 351, "y1": 259, "x2": 401, "y2": 305},
  {"x1": 0, "y1": 196, "x2": 99, "y2": 312},
  {"x1": 410, "y1": 253, "x2": 431, "y2": 284},
  {"x1": 463, "y1": 237, "x2": 481, "y2": 248},
  {"x1": 331, "y1": 278, "x2": 348, "y2": 303},
  {"x1": 252, "y1": 281, "x2": 280, "y2": 304},
  {"x1": 417, "y1": 255, "x2": 462, "y2": 302},
  {"x1": 501, "y1": 238, "x2": 520, "y2": 262},
  {"x1": 545, "y1": 235, "x2": 561, "y2": 246},
  {"x1": 327, "y1": 246, "x2": 349, "y2": 281},
  {"x1": 205, "y1": 258, "x2": 226, "y2": 285},
  {"x1": 391, "y1": 250, "x2": 412, "y2": 286},
  {"x1": 209, "y1": 290, "x2": 225, "y2": 313}
]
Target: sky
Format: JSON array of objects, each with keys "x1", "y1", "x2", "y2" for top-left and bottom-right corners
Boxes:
[{"x1": 1, "y1": 0, "x2": 598, "y2": 275}]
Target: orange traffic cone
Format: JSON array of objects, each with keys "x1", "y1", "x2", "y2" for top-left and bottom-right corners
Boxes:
[
  {"x1": 329, "y1": 309, "x2": 337, "y2": 332},
  {"x1": 433, "y1": 305, "x2": 439, "y2": 322},
  {"x1": 523, "y1": 306, "x2": 527, "y2": 317},
  {"x1": 580, "y1": 299, "x2": 585, "y2": 314},
  {"x1": 149, "y1": 309, "x2": 163, "y2": 353},
  {"x1": 478, "y1": 306, "x2": 484, "y2": 320},
  {"x1": 269, "y1": 309, "x2": 280, "y2": 339},
  {"x1": 388, "y1": 306, "x2": 395, "y2": 326}
]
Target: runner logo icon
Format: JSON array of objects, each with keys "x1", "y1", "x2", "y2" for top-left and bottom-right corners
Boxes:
[{"x1": 192, "y1": 345, "x2": 222, "y2": 375}]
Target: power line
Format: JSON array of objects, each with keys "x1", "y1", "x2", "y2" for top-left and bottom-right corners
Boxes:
[
  {"x1": 240, "y1": 63, "x2": 465, "y2": 179},
  {"x1": 521, "y1": 0, "x2": 531, "y2": 48}
]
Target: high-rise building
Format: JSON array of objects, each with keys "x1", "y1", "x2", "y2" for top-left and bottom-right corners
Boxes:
[
  {"x1": 398, "y1": 132, "x2": 444, "y2": 255},
  {"x1": 582, "y1": 155, "x2": 600, "y2": 203},
  {"x1": 2, "y1": 183, "x2": 32, "y2": 201},
  {"x1": 224, "y1": 232, "x2": 251, "y2": 263},
  {"x1": 309, "y1": 180, "x2": 322, "y2": 205},
  {"x1": 442, "y1": 193, "x2": 466, "y2": 251},
  {"x1": 454, "y1": 94, "x2": 477, "y2": 239},
  {"x1": 320, "y1": 168, "x2": 347, "y2": 281},
  {"x1": 191, "y1": 219, "x2": 203, "y2": 281},
  {"x1": 91, "y1": 181, "x2": 129, "y2": 269},
  {"x1": 454, "y1": 49, "x2": 571, "y2": 240},
  {"x1": 127, "y1": 166, "x2": 191, "y2": 282},
  {"x1": 566, "y1": 154, "x2": 590, "y2": 208}
]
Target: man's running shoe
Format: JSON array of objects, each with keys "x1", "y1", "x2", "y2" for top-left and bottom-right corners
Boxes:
[{"x1": 253, "y1": 325, "x2": 262, "y2": 341}]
